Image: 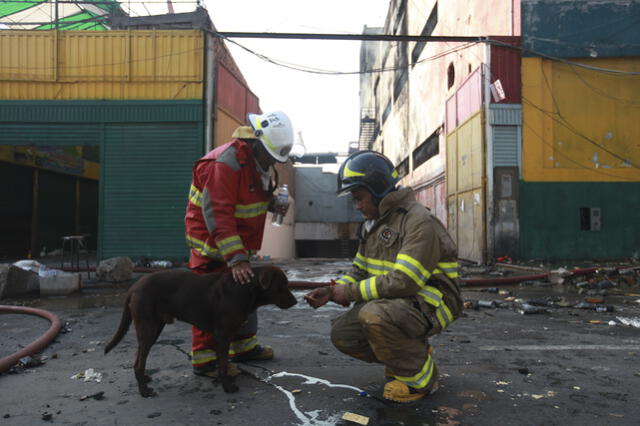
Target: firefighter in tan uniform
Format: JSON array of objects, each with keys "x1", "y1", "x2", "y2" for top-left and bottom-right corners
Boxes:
[{"x1": 305, "y1": 150, "x2": 463, "y2": 403}]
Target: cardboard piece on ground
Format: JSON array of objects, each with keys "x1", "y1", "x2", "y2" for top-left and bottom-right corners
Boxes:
[{"x1": 342, "y1": 412, "x2": 370, "y2": 425}]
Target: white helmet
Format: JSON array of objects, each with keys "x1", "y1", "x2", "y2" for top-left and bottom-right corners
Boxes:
[{"x1": 247, "y1": 111, "x2": 294, "y2": 163}]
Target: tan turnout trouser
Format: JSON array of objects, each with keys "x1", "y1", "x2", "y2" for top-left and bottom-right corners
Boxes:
[{"x1": 331, "y1": 298, "x2": 439, "y2": 392}]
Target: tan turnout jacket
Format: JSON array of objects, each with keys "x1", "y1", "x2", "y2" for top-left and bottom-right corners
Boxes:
[{"x1": 337, "y1": 187, "x2": 463, "y2": 332}]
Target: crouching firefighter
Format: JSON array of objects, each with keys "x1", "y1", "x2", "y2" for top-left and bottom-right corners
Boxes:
[{"x1": 304, "y1": 150, "x2": 463, "y2": 402}]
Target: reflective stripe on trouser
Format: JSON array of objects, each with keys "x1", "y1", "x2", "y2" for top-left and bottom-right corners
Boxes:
[
  {"x1": 330, "y1": 299, "x2": 438, "y2": 390},
  {"x1": 191, "y1": 311, "x2": 259, "y2": 367},
  {"x1": 190, "y1": 262, "x2": 259, "y2": 367}
]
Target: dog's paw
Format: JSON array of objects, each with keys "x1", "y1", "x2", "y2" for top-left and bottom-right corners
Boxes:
[
  {"x1": 140, "y1": 387, "x2": 157, "y2": 398},
  {"x1": 222, "y1": 382, "x2": 239, "y2": 393}
]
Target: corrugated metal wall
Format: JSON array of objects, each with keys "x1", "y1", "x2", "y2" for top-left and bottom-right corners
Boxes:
[
  {"x1": 489, "y1": 36, "x2": 521, "y2": 104},
  {"x1": 446, "y1": 111, "x2": 486, "y2": 263},
  {"x1": 101, "y1": 122, "x2": 201, "y2": 260},
  {"x1": 492, "y1": 126, "x2": 518, "y2": 167},
  {"x1": 214, "y1": 63, "x2": 260, "y2": 147},
  {"x1": 0, "y1": 30, "x2": 204, "y2": 100}
]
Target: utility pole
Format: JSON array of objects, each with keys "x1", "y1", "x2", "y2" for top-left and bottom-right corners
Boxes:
[{"x1": 54, "y1": 0, "x2": 59, "y2": 30}]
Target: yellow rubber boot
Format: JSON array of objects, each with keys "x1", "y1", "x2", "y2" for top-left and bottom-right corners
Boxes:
[{"x1": 383, "y1": 380, "x2": 437, "y2": 403}]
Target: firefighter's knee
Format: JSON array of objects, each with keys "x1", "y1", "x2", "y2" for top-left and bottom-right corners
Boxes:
[{"x1": 357, "y1": 303, "x2": 386, "y2": 328}]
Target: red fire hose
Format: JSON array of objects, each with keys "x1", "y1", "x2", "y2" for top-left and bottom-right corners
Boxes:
[
  {"x1": 0, "y1": 305, "x2": 62, "y2": 374},
  {"x1": 287, "y1": 266, "x2": 634, "y2": 289}
]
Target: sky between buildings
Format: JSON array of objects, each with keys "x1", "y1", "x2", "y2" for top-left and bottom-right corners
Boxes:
[{"x1": 187, "y1": 0, "x2": 389, "y2": 154}]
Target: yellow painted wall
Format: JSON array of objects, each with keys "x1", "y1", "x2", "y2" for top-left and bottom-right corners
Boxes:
[
  {"x1": 446, "y1": 111, "x2": 485, "y2": 262},
  {"x1": 0, "y1": 30, "x2": 203, "y2": 100},
  {"x1": 215, "y1": 107, "x2": 243, "y2": 148},
  {"x1": 522, "y1": 57, "x2": 640, "y2": 182}
]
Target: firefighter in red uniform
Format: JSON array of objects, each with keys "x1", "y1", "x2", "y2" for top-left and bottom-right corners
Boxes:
[{"x1": 184, "y1": 111, "x2": 295, "y2": 378}]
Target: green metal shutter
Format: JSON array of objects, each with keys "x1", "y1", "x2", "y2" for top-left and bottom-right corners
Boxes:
[
  {"x1": 492, "y1": 125, "x2": 518, "y2": 167},
  {"x1": 101, "y1": 122, "x2": 202, "y2": 261},
  {"x1": 0, "y1": 123, "x2": 101, "y2": 146}
]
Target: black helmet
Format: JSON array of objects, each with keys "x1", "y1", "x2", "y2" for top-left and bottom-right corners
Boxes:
[{"x1": 337, "y1": 150, "x2": 400, "y2": 198}]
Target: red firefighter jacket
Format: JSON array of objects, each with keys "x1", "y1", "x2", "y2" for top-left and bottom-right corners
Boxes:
[{"x1": 185, "y1": 139, "x2": 271, "y2": 270}]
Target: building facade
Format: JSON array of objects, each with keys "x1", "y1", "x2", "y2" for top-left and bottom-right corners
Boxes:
[
  {"x1": 0, "y1": 17, "x2": 282, "y2": 261},
  {"x1": 359, "y1": 0, "x2": 639, "y2": 262}
]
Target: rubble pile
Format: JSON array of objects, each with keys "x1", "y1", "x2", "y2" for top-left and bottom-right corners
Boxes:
[{"x1": 462, "y1": 264, "x2": 640, "y2": 326}]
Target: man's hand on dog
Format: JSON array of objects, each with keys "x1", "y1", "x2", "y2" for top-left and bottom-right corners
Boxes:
[
  {"x1": 231, "y1": 261, "x2": 254, "y2": 284},
  {"x1": 304, "y1": 285, "x2": 350, "y2": 308}
]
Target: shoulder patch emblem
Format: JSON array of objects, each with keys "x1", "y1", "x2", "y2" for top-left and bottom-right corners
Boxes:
[{"x1": 378, "y1": 227, "x2": 395, "y2": 243}]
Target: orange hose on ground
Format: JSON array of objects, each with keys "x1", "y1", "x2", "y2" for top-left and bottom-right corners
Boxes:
[{"x1": 0, "y1": 305, "x2": 62, "y2": 374}]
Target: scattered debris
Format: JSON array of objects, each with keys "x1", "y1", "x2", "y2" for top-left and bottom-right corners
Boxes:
[
  {"x1": 19, "y1": 355, "x2": 45, "y2": 369},
  {"x1": 548, "y1": 268, "x2": 572, "y2": 285},
  {"x1": 516, "y1": 303, "x2": 547, "y2": 315},
  {"x1": 70, "y1": 368, "x2": 103, "y2": 383},
  {"x1": 79, "y1": 392, "x2": 104, "y2": 401},
  {"x1": 342, "y1": 412, "x2": 370, "y2": 425},
  {"x1": 531, "y1": 390, "x2": 556, "y2": 399},
  {"x1": 574, "y1": 302, "x2": 614, "y2": 312},
  {"x1": 616, "y1": 317, "x2": 640, "y2": 328}
]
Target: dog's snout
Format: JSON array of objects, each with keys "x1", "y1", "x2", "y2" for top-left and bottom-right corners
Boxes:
[{"x1": 277, "y1": 291, "x2": 297, "y2": 309}]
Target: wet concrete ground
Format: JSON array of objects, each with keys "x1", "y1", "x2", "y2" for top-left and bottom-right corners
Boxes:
[{"x1": 1, "y1": 259, "x2": 640, "y2": 425}]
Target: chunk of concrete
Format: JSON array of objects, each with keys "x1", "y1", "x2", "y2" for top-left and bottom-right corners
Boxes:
[
  {"x1": 40, "y1": 273, "x2": 82, "y2": 296},
  {"x1": 0, "y1": 264, "x2": 40, "y2": 299},
  {"x1": 96, "y1": 257, "x2": 134, "y2": 282}
]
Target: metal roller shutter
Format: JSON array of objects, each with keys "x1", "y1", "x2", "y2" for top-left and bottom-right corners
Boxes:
[{"x1": 101, "y1": 122, "x2": 202, "y2": 260}]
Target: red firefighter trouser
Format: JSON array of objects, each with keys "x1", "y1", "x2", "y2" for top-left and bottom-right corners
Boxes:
[
  {"x1": 190, "y1": 265, "x2": 259, "y2": 367},
  {"x1": 330, "y1": 298, "x2": 439, "y2": 392}
]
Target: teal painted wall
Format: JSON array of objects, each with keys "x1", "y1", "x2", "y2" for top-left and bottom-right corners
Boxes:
[
  {"x1": 519, "y1": 182, "x2": 640, "y2": 260},
  {"x1": 522, "y1": 0, "x2": 640, "y2": 58}
]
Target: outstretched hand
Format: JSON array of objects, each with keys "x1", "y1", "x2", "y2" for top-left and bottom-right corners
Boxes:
[
  {"x1": 304, "y1": 283, "x2": 350, "y2": 309},
  {"x1": 304, "y1": 287, "x2": 331, "y2": 309}
]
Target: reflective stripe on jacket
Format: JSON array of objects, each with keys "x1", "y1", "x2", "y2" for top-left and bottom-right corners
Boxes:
[
  {"x1": 184, "y1": 139, "x2": 270, "y2": 269},
  {"x1": 337, "y1": 187, "x2": 463, "y2": 330}
]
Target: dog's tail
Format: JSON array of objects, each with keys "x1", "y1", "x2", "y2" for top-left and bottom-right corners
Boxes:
[{"x1": 104, "y1": 295, "x2": 132, "y2": 354}]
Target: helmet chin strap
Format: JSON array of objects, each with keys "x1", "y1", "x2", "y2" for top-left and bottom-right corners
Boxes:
[{"x1": 252, "y1": 139, "x2": 280, "y2": 194}]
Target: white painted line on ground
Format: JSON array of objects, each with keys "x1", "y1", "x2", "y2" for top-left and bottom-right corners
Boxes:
[
  {"x1": 265, "y1": 372, "x2": 364, "y2": 426},
  {"x1": 479, "y1": 344, "x2": 640, "y2": 351}
]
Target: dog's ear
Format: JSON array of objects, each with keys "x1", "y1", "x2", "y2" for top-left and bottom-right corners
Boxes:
[{"x1": 256, "y1": 267, "x2": 276, "y2": 290}]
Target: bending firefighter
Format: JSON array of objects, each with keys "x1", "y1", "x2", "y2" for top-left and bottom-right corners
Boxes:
[
  {"x1": 184, "y1": 111, "x2": 294, "y2": 378},
  {"x1": 305, "y1": 150, "x2": 463, "y2": 402}
]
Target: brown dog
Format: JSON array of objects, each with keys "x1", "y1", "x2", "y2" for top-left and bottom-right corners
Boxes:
[{"x1": 104, "y1": 265, "x2": 297, "y2": 397}]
